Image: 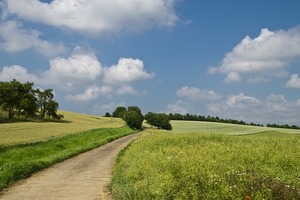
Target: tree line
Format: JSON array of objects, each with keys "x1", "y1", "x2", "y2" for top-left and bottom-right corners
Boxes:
[
  {"x1": 106, "y1": 106, "x2": 172, "y2": 131},
  {"x1": 168, "y1": 113, "x2": 300, "y2": 130},
  {"x1": 0, "y1": 79, "x2": 62, "y2": 121}
]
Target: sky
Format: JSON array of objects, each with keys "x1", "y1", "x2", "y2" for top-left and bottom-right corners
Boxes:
[{"x1": 0, "y1": 0, "x2": 300, "y2": 126}]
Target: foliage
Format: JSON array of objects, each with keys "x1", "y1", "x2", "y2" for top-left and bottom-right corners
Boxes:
[
  {"x1": 112, "y1": 106, "x2": 127, "y2": 118},
  {"x1": 168, "y1": 112, "x2": 264, "y2": 127},
  {"x1": 145, "y1": 112, "x2": 172, "y2": 130},
  {"x1": 111, "y1": 129, "x2": 300, "y2": 199},
  {"x1": 0, "y1": 79, "x2": 37, "y2": 119},
  {"x1": 0, "y1": 79, "x2": 61, "y2": 121},
  {"x1": 123, "y1": 106, "x2": 144, "y2": 130},
  {"x1": 0, "y1": 126, "x2": 135, "y2": 191}
]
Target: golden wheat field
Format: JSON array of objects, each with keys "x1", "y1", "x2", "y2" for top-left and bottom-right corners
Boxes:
[{"x1": 0, "y1": 111, "x2": 125, "y2": 146}]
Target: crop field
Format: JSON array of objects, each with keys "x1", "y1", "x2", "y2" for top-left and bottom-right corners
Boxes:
[
  {"x1": 0, "y1": 111, "x2": 124, "y2": 146},
  {"x1": 111, "y1": 124, "x2": 300, "y2": 199},
  {"x1": 171, "y1": 120, "x2": 300, "y2": 135}
]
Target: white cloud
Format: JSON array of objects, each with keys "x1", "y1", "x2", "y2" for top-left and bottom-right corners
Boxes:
[
  {"x1": 6, "y1": 0, "x2": 179, "y2": 35},
  {"x1": 205, "y1": 93, "x2": 300, "y2": 125},
  {"x1": 0, "y1": 46, "x2": 155, "y2": 102},
  {"x1": 65, "y1": 85, "x2": 113, "y2": 101},
  {"x1": 116, "y1": 85, "x2": 138, "y2": 95},
  {"x1": 45, "y1": 47, "x2": 102, "y2": 89},
  {"x1": 0, "y1": 65, "x2": 39, "y2": 83},
  {"x1": 166, "y1": 100, "x2": 190, "y2": 114},
  {"x1": 176, "y1": 86, "x2": 222, "y2": 101},
  {"x1": 0, "y1": 20, "x2": 67, "y2": 57},
  {"x1": 103, "y1": 57, "x2": 154, "y2": 85},
  {"x1": 212, "y1": 26, "x2": 300, "y2": 83},
  {"x1": 265, "y1": 94, "x2": 289, "y2": 112},
  {"x1": 286, "y1": 74, "x2": 300, "y2": 88}
]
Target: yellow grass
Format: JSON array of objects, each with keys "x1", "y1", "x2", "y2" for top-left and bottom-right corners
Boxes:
[{"x1": 0, "y1": 111, "x2": 125, "y2": 146}]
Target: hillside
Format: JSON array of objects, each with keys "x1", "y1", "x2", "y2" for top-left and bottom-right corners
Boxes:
[{"x1": 0, "y1": 111, "x2": 124, "y2": 146}]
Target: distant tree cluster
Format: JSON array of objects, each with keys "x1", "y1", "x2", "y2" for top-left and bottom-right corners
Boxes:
[
  {"x1": 168, "y1": 113, "x2": 264, "y2": 127},
  {"x1": 267, "y1": 123, "x2": 300, "y2": 130},
  {"x1": 145, "y1": 112, "x2": 172, "y2": 130},
  {"x1": 112, "y1": 106, "x2": 144, "y2": 130},
  {"x1": 109, "y1": 106, "x2": 172, "y2": 131},
  {"x1": 0, "y1": 79, "x2": 62, "y2": 120}
]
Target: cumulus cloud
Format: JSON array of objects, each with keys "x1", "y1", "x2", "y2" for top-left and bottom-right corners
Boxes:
[
  {"x1": 166, "y1": 100, "x2": 190, "y2": 114},
  {"x1": 103, "y1": 57, "x2": 154, "y2": 85},
  {"x1": 65, "y1": 85, "x2": 113, "y2": 101},
  {"x1": 210, "y1": 26, "x2": 300, "y2": 83},
  {"x1": 0, "y1": 20, "x2": 67, "y2": 57},
  {"x1": 286, "y1": 74, "x2": 300, "y2": 88},
  {"x1": 176, "y1": 86, "x2": 222, "y2": 101},
  {"x1": 0, "y1": 65, "x2": 39, "y2": 83},
  {"x1": 45, "y1": 47, "x2": 102, "y2": 89},
  {"x1": 6, "y1": 0, "x2": 179, "y2": 35},
  {"x1": 206, "y1": 93, "x2": 300, "y2": 125},
  {"x1": 0, "y1": 46, "x2": 154, "y2": 102}
]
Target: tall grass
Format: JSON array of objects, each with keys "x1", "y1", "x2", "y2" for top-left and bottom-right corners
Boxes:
[
  {"x1": 111, "y1": 129, "x2": 300, "y2": 199},
  {"x1": 0, "y1": 126, "x2": 135, "y2": 191}
]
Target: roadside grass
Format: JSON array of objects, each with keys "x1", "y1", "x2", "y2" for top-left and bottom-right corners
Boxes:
[
  {"x1": 111, "y1": 129, "x2": 300, "y2": 199},
  {"x1": 0, "y1": 126, "x2": 135, "y2": 191},
  {"x1": 171, "y1": 120, "x2": 300, "y2": 135},
  {"x1": 0, "y1": 111, "x2": 124, "y2": 146}
]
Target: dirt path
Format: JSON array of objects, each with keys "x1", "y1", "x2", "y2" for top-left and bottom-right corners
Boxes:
[{"x1": 0, "y1": 133, "x2": 139, "y2": 200}]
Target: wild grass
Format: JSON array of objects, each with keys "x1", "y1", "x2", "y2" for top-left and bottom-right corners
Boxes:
[
  {"x1": 111, "y1": 129, "x2": 300, "y2": 199},
  {"x1": 0, "y1": 126, "x2": 135, "y2": 191},
  {"x1": 0, "y1": 111, "x2": 124, "y2": 146}
]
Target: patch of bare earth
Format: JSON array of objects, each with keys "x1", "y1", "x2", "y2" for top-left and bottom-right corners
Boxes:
[{"x1": 0, "y1": 133, "x2": 139, "y2": 200}]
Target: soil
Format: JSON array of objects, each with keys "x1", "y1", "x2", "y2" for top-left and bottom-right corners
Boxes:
[{"x1": 0, "y1": 133, "x2": 139, "y2": 200}]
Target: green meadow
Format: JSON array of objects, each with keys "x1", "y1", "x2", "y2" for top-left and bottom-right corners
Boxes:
[{"x1": 111, "y1": 121, "x2": 300, "y2": 200}]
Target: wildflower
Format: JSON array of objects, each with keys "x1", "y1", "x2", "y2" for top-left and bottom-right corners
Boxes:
[{"x1": 246, "y1": 196, "x2": 251, "y2": 200}]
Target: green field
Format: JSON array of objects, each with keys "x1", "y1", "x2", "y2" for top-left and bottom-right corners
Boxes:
[
  {"x1": 0, "y1": 111, "x2": 124, "y2": 146},
  {"x1": 171, "y1": 120, "x2": 300, "y2": 135},
  {"x1": 111, "y1": 121, "x2": 300, "y2": 199}
]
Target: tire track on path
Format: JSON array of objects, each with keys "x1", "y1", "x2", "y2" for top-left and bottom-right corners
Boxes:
[{"x1": 0, "y1": 133, "x2": 139, "y2": 200}]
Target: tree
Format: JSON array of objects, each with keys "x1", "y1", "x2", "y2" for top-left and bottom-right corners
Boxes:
[
  {"x1": 0, "y1": 79, "x2": 36, "y2": 119},
  {"x1": 124, "y1": 110, "x2": 143, "y2": 130},
  {"x1": 112, "y1": 106, "x2": 127, "y2": 118},
  {"x1": 36, "y1": 89, "x2": 54, "y2": 119},
  {"x1": 145, "y1": 112, "x2": 172, "y2": 130},
  {"x1": 123, "y1": 106, "x2": 144, "y2": 130},
  {"x1": 45, "y1": 99, "x2": 61, "y2": 120}
]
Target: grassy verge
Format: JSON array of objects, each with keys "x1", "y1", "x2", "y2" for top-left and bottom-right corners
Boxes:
[
  {"x1": 111, "y1": 129, "x2": 300, "y2": 199},
  {"x1": 0, "y1": 126, "x2": 135, "y2": 191}
]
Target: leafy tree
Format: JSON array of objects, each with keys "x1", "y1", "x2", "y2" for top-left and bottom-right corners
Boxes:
[
  {"x1": 0, "y1": 79, "x2": 36, "y2": 119},
  {"x1": 145, "y1": 112, "x2": 172, "y2": 130},
  {"x1": 45, "y1": 99, "x2": 61, "y2": 120},
  {"x1": 112, "y1": 106, "x2": 127, "y2": 118},
  {"x1": 124, "y1": 110, "x2": 143, "y2": 130},
  {"x1": 104, "y1": 112, "x2": 112, "y2": 117},
  {"x1": 36, "y1": 88, "x2": 54, "y2": 119},
  {"x1": 127, "y1": 106, "x2": 144, "y2": 121}
]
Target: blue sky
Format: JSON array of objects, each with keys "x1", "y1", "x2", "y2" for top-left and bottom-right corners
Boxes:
[{"x1": 1, "y1": 0, "x2": 300, "y2": 125}]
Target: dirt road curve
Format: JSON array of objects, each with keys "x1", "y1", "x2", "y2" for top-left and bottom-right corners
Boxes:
[{"x1": 0, "y1": 133, "x2": 139, "y2": 200}]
